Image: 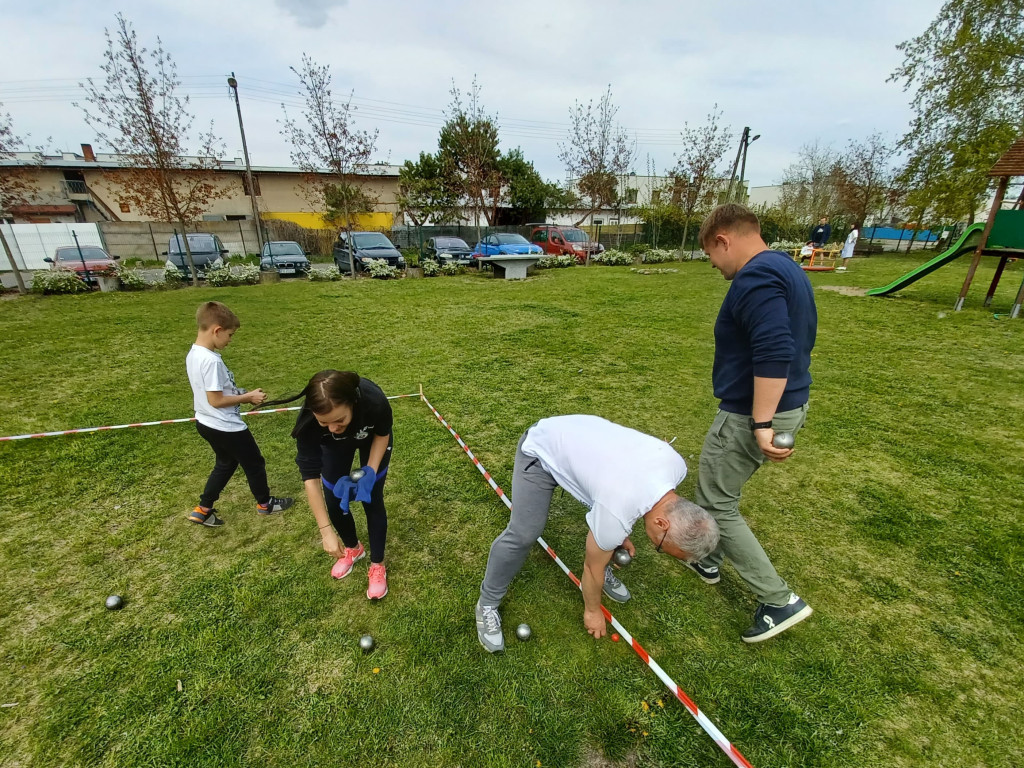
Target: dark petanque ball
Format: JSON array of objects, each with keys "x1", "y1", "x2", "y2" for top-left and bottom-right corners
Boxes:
[
  {"x1": 516, "y1": 623, "x2": 532, "y2": 641},
  {"x1": 105, "y1": 595, "x2": 124, "y2": 611},
  {"x1": 612, "y1": 547, "x2": 632, "y2": 567},
  {"x1": 772, "y1": 432, "x2": 795, "y2": 449},
  {"x1": 359, "y1": 634, "x2": 375, "y2": 652},
  {"x1": 350, "y1": 468, "x2": 366, "y2": 482}
]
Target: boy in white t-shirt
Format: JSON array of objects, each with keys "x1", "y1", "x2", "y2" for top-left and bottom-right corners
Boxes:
[
  {"x1": 185, "y1": 301, "x2": 292, "y2": 527},
  {"x1": 474, "y1": 415, "x2": 719, "y2": 653}
]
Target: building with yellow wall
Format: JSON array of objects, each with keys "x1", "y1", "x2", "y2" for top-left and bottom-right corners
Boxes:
[{"x1": 0, "y1": 144, "x2": 401, "y2": 231}]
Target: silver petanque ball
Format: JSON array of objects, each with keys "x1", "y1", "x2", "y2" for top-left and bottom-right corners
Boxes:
[
  {"x1": 515, "y1": 623, "x2": 532, "y2": 641},
  {"x1": 105, "y1": 595, "x2": 124, "y2": 611},
  {"x1": 612, "y1": 547, "x2": 632, "y2": 567},
  {"x1": 359, "y1": 634, "x2": 375, "y2": 652},
  {"x1": 350, "y1": 468, "x2": 366, "y2": 482},
  {"x1": 772, "y1": 432, "x2": 795, "y2": 449}
]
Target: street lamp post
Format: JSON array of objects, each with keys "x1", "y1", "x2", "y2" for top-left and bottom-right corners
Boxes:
[
  {"x1": 737, "y1": 131, "x2": 760, "y2": 203},
  {"x1": 227, "y1": 73, "x2": 264, "y2": 254}
]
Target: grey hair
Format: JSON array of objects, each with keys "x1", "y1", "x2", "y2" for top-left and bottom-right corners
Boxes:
[{"x1": 664, "y1": 497, "x2": 719, "y2": 561}]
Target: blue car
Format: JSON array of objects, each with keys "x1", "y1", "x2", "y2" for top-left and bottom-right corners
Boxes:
[{"x1": 472, "y1": 233, "x2": 544, "y2": 259}]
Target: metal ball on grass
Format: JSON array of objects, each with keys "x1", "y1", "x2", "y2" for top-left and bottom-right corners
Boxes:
[{"x1": 515, "y1": 623, "x2": 532, "y2": 641}]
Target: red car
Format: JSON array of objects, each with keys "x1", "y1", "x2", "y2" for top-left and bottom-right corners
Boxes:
[
  {"x1": 45, "y1": 245, "x2": 120, "y2": 285},
  {"x1": 528, "y1": 224, "x2": 604, "y2": 263}
]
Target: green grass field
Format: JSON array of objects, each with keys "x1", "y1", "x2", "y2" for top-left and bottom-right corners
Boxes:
[{"x1": 1, "y1": 253, "x2": 1023, "y2": 768}]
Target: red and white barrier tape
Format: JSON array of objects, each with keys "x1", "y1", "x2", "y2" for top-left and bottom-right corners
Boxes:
[
  {"x1": 0, "y1": 393, "x2": 422, "y2": 443},
  {"x1": 420, "y1": 392, "x2": 754, "y2": 768}
]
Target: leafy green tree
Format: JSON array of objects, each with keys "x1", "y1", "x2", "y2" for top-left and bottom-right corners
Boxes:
[
  {"x1": 396, "y1": 152, "x2": 458, "y2": 226},
  {"x1": 834, "y1": 133, "x2": 898, "y2": 225},
  {"x1": 438, "y1": 78, "x2": 502, "y2": 242},
  {"x1": 890, "y1": 0, "x2": 1024, "y2": 221},
  {"x1": 498, "y1": 149, "x2": 561, "y2": 224}
]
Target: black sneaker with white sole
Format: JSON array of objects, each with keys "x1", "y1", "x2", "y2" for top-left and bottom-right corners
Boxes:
[
  {"x1": 685, "y1": 561, "x2": 721, "y2": 584},
  {"x1": 257, "y1": 496, "x2": 294, "y2": 515},
  {"x1": 741, "y1": 594, "x2": 813, "y2": 643}
]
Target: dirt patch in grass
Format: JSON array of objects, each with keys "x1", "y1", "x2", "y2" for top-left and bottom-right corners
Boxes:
[{"x1": 819, "y1": 284, "x2": 868, "y2": 297}]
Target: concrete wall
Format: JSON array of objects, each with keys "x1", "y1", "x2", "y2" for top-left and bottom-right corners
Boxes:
[{"x1": 97, "y1": 220, "x2": 263, "y2": 260}]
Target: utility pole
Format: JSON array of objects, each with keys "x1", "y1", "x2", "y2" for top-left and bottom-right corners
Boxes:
[
  {"x1": 725, "y1": 127, "x2": 748, "y2": 203},
  {"x1": 227, "y1": 73, "x2": 264, "y2": 253}
]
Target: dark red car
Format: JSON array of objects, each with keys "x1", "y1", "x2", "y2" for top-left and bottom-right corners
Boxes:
[
  {"x1": 45, "y1": 245, "x2": 119, "y2": 285},
  {"x1": 528, "y1": 224, "x2": 604, "y2": 263}
]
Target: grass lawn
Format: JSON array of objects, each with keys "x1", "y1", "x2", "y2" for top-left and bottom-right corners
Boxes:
[{"x1": 1, "y1": 252, "x2": 1022, "y2": 768}]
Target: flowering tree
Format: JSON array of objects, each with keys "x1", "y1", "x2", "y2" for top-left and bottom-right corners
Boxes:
[{"x1": 77, "y1": 14, "x2": 229, "y2": 286}]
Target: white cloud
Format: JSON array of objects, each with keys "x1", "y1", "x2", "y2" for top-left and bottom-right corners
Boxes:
[{"x1": 273, "y1": 0, "x2": 348, "y2": 28}]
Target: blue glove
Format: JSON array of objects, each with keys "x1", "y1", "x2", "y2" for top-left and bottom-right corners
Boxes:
[
  {"x1": 353, "y1": 465, "x2": 377, "y2": 504},
  {"x1": 323, "y1": 475, "x2": 356, "y2": 513}
]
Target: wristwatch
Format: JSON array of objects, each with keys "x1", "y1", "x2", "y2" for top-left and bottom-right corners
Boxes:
[{"x1": 750, "y1": 419, "x2": 773, "y2": 431}]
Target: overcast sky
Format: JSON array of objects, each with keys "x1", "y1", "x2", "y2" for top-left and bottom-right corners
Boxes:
[{"x1": 1, "y1": 0, "x2": 942, "y2": 186}]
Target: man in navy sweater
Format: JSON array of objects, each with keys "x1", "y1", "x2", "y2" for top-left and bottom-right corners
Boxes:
[
  {"x1": 809, "y1": 217, "x2": 831, "y2": 248},
  {"x1": 689, "y1": 204, "x2": 817, "y2": 643}
]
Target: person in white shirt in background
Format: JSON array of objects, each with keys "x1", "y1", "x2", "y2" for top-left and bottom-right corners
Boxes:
[
  {"x1": 474, "y1": 415, "x2": 719, "y2": 653},
  {"x1": 837, "y1": 223, "x2": 860, "y2": 272}
]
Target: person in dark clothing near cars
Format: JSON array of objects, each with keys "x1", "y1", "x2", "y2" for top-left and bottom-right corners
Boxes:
[
  {"x1": 261, "y1": 371, "x2": 394, "y2": 600},
  {"x1": 689, "y1": 204, "x2": 818, "y2": 643}
]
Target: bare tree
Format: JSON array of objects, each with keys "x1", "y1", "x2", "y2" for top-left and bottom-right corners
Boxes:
[
  {"x1": 281, "y1": 55, "x2": 379, "y2": 276},
  {"x1": 559, "y1": 86, "x2": 635, "y2": 227},
  {"x1": 0, "y1": 106, "x2": 41, "y2": 294},
  {"x1": 437, "y1": 78, "x2": 503, "y2": 244},
  {"x1": 672, "y1": 106, "x2": 732, "y2": 254},
  {"x1": 77, "y1": 14, "x2": 228, "y2": 286},
  {"x1": 835, "y1": 133, "x2": 899, "y2": 225},
  {"x1": 777, "y1": 142, "x2": 844, "y2": 229}
]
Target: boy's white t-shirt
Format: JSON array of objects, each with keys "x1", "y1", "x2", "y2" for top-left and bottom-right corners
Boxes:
[
  {"x1": 186, "y1": 344, "x2": 246, "y2": 432},
  {"x1": 520, "y1": 415, "x2": 687, "y2": 551}
]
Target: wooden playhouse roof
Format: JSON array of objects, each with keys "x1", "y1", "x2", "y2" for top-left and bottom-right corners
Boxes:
[{"x1": 990, "y1": 136, "x2": 1024, "y2": 177}]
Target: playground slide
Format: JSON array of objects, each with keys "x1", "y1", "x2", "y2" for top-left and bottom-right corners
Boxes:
[{"x1": 866, "y1": 223, "x2": 984, "y2": 296}]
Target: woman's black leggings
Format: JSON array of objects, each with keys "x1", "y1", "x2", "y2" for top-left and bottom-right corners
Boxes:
[{"x1": 322, "y1": 435, "x2": 392, "y2": 563}]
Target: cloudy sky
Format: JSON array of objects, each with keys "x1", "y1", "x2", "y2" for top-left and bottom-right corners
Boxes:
[{"x1": 1, "y1": 0, "x2": 942, "y2": 186}]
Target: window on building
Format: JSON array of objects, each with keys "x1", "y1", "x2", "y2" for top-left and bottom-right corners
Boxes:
[
  {"x1": 651, "y1": 190, "x2": 661, "y2": 204},
  {"x1": 119, "y1": 203, "x2": 131, "y2": 213},
  {"x1": 242, "y1": 175, "x2": 262, "y2": 196},
  {"x1": 226, "y1": 214, "x2": 248, "y2": 221},
  {"x1": 625, "y1": 188, "x2": 638, "y2": 204}
]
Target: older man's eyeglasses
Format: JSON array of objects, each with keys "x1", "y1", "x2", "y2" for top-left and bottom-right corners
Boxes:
[{"x1": 655, "y1": 528, "x2": 668, "y2": 554}]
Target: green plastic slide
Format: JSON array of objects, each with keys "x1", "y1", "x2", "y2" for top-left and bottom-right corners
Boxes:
[{"x1": 866, "y1": 223, "x2": 985, "y2": 297}]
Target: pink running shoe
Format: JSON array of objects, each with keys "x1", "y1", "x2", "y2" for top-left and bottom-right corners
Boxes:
[
  {"x1": 330, "y1": 542, "x2": 365, "y2": 580},
  {"x1": 367, "y1": 562, "x2": 388, "y2": 600}
]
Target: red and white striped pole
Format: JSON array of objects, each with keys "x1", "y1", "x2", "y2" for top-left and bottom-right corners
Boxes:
[
  {"x1": 419, "y1": 388, "x2": 754, "y2": 768},
  {"x1": 0, "y1": 393, "x2": 422, "y2": 443}
]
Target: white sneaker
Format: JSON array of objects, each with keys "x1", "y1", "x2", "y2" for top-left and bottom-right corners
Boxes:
[{"x1": 475, "y1": 601, "x2": 505, "y2": 653}]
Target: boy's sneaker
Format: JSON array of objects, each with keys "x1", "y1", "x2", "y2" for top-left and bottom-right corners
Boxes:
[
  {"x1": 741, "y1": 593, "x2": 813, "y2": 643},
  {"x1": 330, "y1": 542, "x2": 365, "y2": 579},
  {"x1": 685, "y1": 561, "x2": 721, "y2": 584},
  {"x1": 367, "y1": 563, "x2": 388, "y2": 600},
  {"x1": 603, "y1": 566, "x2": 631, "y2": 603},
  {"x1": 257, "y1": 496, "x2": 294, "y2": 515},
  {"x1": 475, "y1": 601, "x2": 505, "y2": 653},
  {"x1": 189, "y1": 506, "x2": 224, "y2": 527}
]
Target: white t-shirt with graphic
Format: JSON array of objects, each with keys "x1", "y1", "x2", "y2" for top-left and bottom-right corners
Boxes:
[
  {"x1": 520, "y1": 415, "x2": 687, "y2": 551},
  {"x1": 186, "y1": 344, "x2": 246, "y2": 432}
]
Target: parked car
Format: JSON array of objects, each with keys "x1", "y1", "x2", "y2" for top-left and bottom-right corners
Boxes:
[
  {"x1": 471, "y1": 233, "x2": 544, "y2": 258},
  {"x1": 45, "y1": 245, "x2": 120, "y2": 285},
  {"x1": 333, "y1": 231, "x2": 406, "y2": 274},
  {"x1": 261, "y1": 241, "x2": 311, "y2": 276},
  {"x1": 422, "y1": 236, "x2": 474, "y2": 266},
  {"x1": 528, "y1": 224, "x2": 604, "y2": 262},
  {"x1": 164, "y1": 233, "x2": 228, "y2": 278}
]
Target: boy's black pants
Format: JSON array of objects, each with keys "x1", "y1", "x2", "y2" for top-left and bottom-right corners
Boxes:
[{"x1": 196, "y1": 422, "x2": 270, "y2": 508}]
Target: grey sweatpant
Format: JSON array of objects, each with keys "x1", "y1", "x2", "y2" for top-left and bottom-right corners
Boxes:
[{"x1": 479, "y1": 429, "x2": 556, "y2": 606}]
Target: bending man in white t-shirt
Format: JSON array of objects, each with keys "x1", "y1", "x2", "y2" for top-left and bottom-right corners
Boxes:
[{"x1": 475, "y1": 415, "x2": 720, "y2": 653}]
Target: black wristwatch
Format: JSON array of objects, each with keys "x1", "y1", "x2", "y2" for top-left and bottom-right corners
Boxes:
[{"x1": 750, "y1": 419, "x2": 773, "y2": 431}]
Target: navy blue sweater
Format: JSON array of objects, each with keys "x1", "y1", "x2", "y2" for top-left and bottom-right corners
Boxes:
[{"x1": 713, "y1": 250, "x2": 817, "y2": 415}]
